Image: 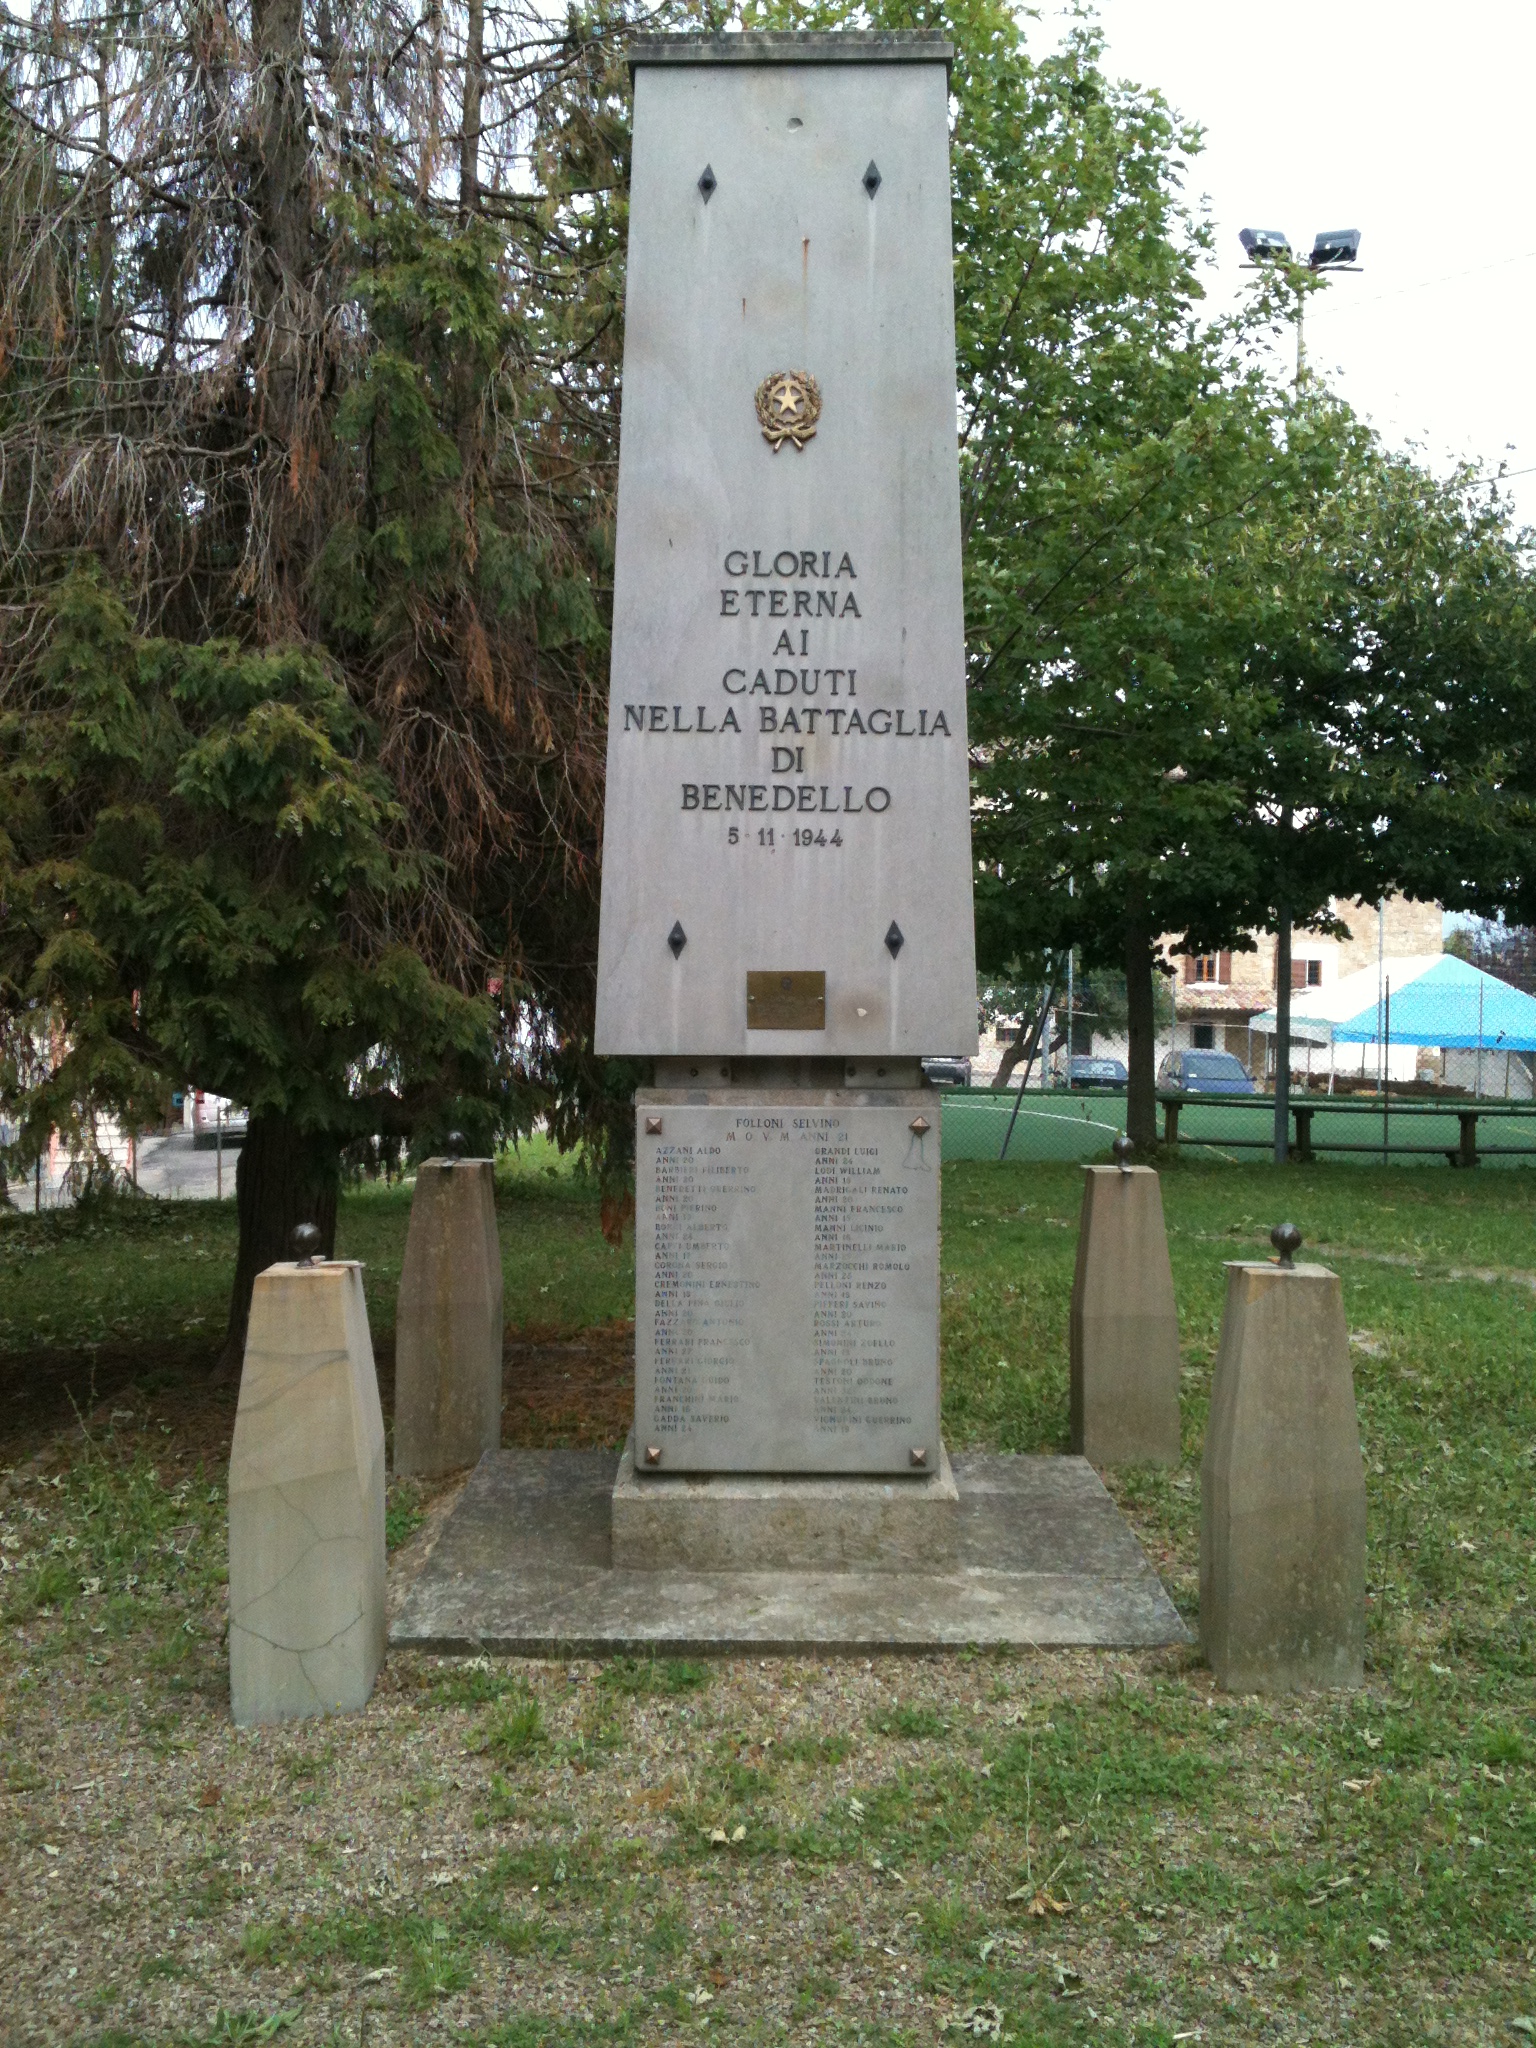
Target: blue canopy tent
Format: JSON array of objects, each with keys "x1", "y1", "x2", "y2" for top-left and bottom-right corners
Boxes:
[
  {"x1": 1328, "y1": 955, "x2": 1536, "y2": 1051},
  {"x1": 1254, "y1": 953, "x2": 1536, "y2": 1052}
]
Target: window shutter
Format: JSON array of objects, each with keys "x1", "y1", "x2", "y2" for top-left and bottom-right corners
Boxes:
[
  {"x1": 1218, "y1": 951, "x2": 1231, "y2": 985},
  {"x1": 1291, "y1": 958, "x2": 1307, "y2": 990},
  {"x1": 1182, "y1": 956, "x2": 1195, "y2": 983}
]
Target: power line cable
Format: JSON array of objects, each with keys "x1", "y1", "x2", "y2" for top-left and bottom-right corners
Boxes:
[{"x1": 1304, "y1": 245, "x2": 1536, "y2": 315}]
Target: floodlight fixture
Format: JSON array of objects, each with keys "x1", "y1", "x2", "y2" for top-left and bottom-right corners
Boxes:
[
  {"x1": 1309, "y1": 227, "x2": 1362, "y2": 270},
  {"x1": 1239, "y1": 227, "x2": 1292, "y2": 262}
]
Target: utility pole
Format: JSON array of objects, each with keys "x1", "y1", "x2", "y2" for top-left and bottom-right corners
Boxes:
[
  {"x1": 1274, "y1": 906, "x2": 1292, "y2": 1164},
  {"x1": 1384, "y1": 897, "x2": 1392, "y2": 1089},
  {"x1": 1238, "y1": 227, "x2": 1361, "y2": 1165}
]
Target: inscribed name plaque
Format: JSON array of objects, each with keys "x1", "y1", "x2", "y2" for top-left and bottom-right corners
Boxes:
[
  {"x1": 636, "y1": 1093, "x2": 939, "y2": 1472},
  {"x1": 595, "y1": 34, "x2": 976, "y2": 1058}
]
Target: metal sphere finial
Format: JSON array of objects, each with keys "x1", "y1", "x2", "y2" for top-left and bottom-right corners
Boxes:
[
  {"x1": 443, "y1": 1130, "x2": 466, "y2": 1166},
  {"x1": 1111, "y1": 1133, "x2": 1135, "y2": 1173},
  {"x1": 290, "y1": 1222, "x2": 323, "y2": 1265},
  {"x1": 1271, "y1": 1222, "x2": 1303, "y2": 1269}
]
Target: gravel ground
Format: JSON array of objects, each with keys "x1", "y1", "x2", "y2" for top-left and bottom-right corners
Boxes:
[
  {"x1": 0, "y1": 1604, "x2": 1230, "y2": 2046},
  {"x1": 4, "y1": 1418, "x2": 1527, "y2": 2048},
  {"x1": 4, "y1": 1157, "x2": 1534, "y2": 2047}
]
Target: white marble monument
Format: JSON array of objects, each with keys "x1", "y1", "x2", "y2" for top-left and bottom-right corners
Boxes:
[
  {"x1": 599, "y1": 31, "x2": 972, "y2": 1509},
  {"x1": 596, "y1": 31, "x2": 975, "y2": 1061}
]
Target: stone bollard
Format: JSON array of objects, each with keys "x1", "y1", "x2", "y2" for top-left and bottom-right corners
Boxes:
[
  {"x1": 228, "y1": 1230, "x2": 387, "y2": 1725},
  {"x1": 1200, "y1": 1225, "x2": 1366, "y2": 1693},
  {"x1": 1069, "y1": 1140, "x2": 1182, "y2": 1467},
  {"x1": 393, "y1": 1143, "x2": 504, "y2": 1478}
]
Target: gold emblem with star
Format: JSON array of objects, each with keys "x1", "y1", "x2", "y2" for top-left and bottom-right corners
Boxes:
[{"x1": 754, "y1": 370, "x2": 822, "y2": 451}]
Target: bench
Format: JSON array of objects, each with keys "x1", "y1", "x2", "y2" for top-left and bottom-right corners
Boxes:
[{"x1": 1160, "y1": 1095, "x2": 1536, "y2": 1166}]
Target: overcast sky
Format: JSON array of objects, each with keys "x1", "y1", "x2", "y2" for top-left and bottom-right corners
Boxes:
[{"x1": 1038, "y1": 1, "x2": 1536, "y2": 531}]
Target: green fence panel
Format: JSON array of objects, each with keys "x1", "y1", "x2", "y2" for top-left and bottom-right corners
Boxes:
[{"x1": 937, "y1": 1089, "x2": 1536, "y2": 1167}]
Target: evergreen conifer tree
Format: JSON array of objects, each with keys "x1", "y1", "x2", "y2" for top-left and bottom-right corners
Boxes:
[{"x1": 0, "y1": 0, "x2": 646, "y2": 1363}]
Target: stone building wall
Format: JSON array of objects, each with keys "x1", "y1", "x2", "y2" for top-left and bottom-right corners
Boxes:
[{"x1": 1332, "y1": 896, "x2": 1444, "y2": 977}]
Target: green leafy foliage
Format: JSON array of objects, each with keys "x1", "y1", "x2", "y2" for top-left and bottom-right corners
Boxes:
[{"x1": 0, "y1": 571, "x2": 492, "y2": 1174}]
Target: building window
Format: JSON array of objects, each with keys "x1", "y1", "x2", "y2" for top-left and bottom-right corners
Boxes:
[
  {"x1": 1184, "y1": 953, "x2": 1230, "y2": 985},
  {"x1": 1290, "y1": 958, "x2": 1324, "y2": 990},
  {"x1": 1192, "y1": 1023, "x2": 1215, "y2": 1049}
]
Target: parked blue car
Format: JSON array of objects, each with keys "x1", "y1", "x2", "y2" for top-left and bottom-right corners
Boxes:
[{"x1": 1157, "y1": 1050, "x2": 1257, "y2": 1095}]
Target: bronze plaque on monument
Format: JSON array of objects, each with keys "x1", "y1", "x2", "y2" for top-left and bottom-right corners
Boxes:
[{"x1": 746, "y1": 971, "x2": 826, "y2": 1031}]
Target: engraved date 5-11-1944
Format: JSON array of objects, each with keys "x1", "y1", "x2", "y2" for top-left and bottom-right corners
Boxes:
[{"x1": 727, "y1": 826, "x2": 844, "y2": 848}]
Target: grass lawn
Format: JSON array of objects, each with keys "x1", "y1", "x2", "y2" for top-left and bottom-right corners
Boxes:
[{"x1": 0, "y1": 1155, "x2": 1531, "y2": 2045}]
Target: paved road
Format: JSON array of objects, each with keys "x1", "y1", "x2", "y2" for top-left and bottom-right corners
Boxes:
[
  {"x1": 134, "y1": 1130, "x2": 239, "y2": 1202},
  {"x1": 4, "y1": 1129, "x2": 239, "y2": 1210}
]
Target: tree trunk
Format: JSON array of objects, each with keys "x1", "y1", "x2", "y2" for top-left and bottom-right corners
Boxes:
[
  {"x1": 990, "y1": 985, "x2": 1056, "y2": 1090},
  {"x1": 214, "y1": 1110, "x2": 339, "y2": 1381},
  {"x1": 250, "y1": 0, "x2": 314, "y2": 628},
  {"x1": 459, "y1": 0, "x2": 483, "y2": 218},
  {"x1": 421, "y1": 0, "x2": 445, "y2": 200},
  {"x1": 991, "y1": 1031, "x2": 1027, "y2": 1091},
  {"x1": 94, "y1": 44, "x2": 119, "y2": 389},
  {"x1": 251, "y1": 0, "x2": 310, "y2": 297},
  {"x1": 1124, "y1": 902, "x2": 1159, "y2": 1153}
]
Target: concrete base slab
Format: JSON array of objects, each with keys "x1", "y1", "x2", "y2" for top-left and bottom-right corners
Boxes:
[
  {"x1": 612, "y1": 1433, "x2": 959, "y2": 1572},
  {"x1": 389, "y1": 1449, "x2": 1189, "y2": 1655}
]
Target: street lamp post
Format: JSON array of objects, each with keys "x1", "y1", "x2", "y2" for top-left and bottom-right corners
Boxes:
[
  {"x1": 1238, "y1": 226, "x2": 1362, "y2": 1164},
  {"x1": 1274, "y1": 863, "x2": 1293, "y2": 1166},
  {"x1": 1239, "y1": 227, "x2": 1362, "y2": 385}
]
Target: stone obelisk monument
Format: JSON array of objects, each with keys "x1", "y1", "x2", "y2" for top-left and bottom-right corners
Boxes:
[{"x1": 597, "y1": 32, "x2": 975, "y2": 1550}]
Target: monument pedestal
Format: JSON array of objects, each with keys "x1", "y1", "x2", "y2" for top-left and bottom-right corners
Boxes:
[
  {"x1": 394, "y1": 1156, "x2": 504, "y2": 1478},
  {"x1": 1200, "y1": 1259, "x2": 1366, "y2": 1693},
  {"x1": 1069, "y1": 1164, "x2": 1182, "y2": 1467},
  {"x1": 394, "y1": 1446, "x2": 1190, "y2": 1654},
  {"x1": 612, "y1": 1432, "x2": 958, "y2": 1572},
  {"x1": 228, "y1": 1261, "x2": 386, "y2": 1726}
]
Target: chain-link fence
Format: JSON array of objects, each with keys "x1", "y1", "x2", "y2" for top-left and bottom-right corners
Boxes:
[
  {"x1": 939, "y1": 1087, "x2": 1536, "y2": 1166},
  {"x1": 941, "y1": 1088, "x2": 1129, "y2": 1162}
]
